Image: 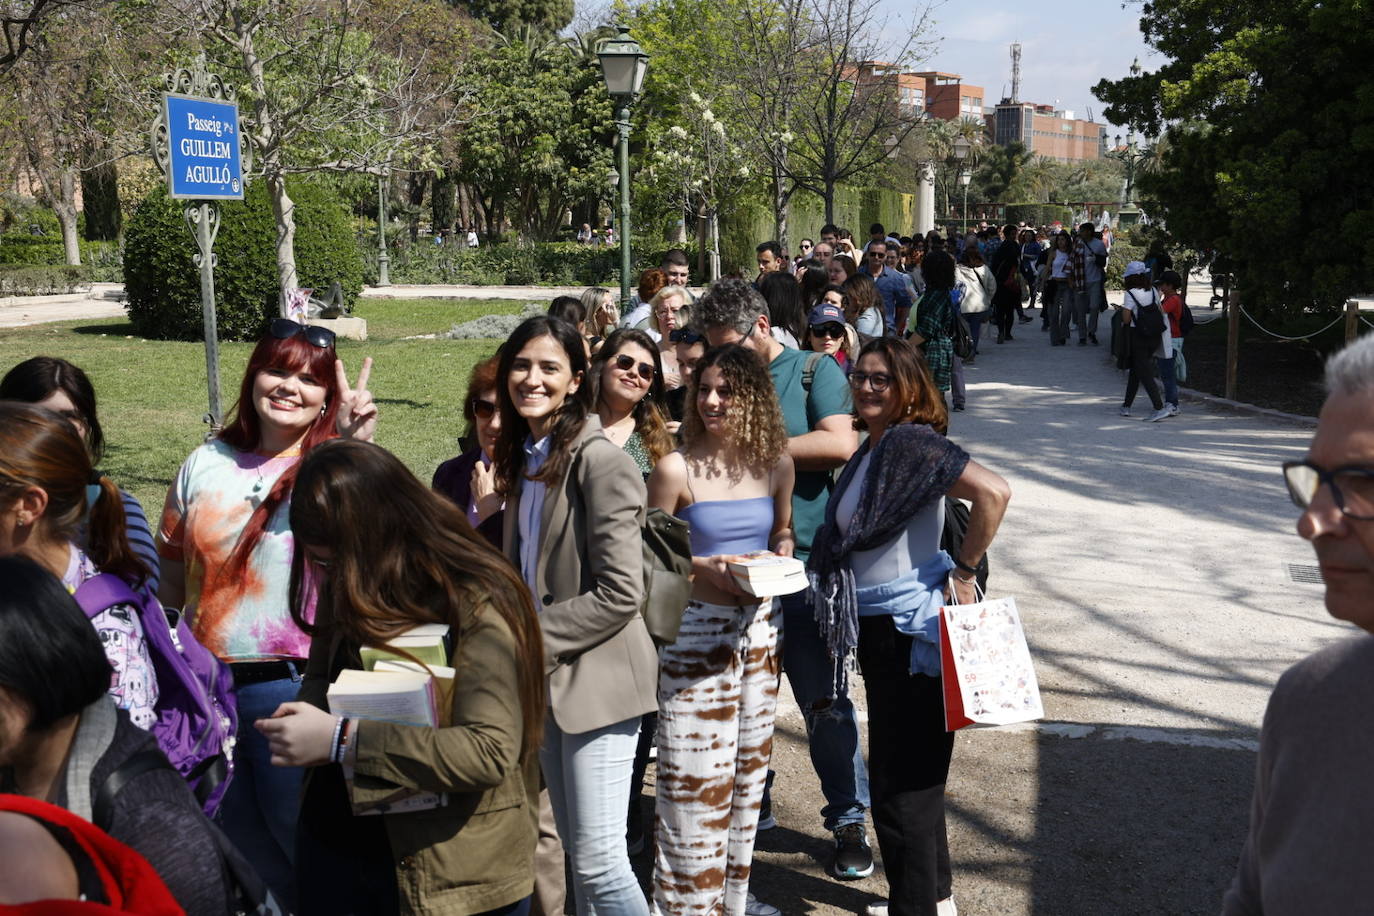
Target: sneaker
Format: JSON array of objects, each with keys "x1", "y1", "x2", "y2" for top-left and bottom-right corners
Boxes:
[
  {"x1": 830, "y1": 823, "x2": 875, "y2": 880},
  {"x1": 745, "y1": 893, "x2": 781, "y2": 916},
  {"x1": 1147, "y1": 407, "x2": 1171, "y2": 422},
  {"x1": 1168, "y1": 403, "x2": 1180, "y2": 416},
  {"x1": 1089, "y1": 333, "x2": 1099, "y2": 345},
  {"x1": 1118, "y1": 406, "x2": 1132, "y2": 417},
  {"x1": 952, "y1": 404, "x2": 965, "y2": 411},
  {"x1": 1078, "y1": 339, "x2": 1087, "y2": 346},
  {"x1": 866, "y1": 898, "x2": 957, "y2": 916},
  {"x1": 757, "y1": 771, "x2": 776, "y2": 831}
]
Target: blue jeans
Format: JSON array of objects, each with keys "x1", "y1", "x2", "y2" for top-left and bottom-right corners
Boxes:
[
  {"x1": 541, "y1": 715, "x2": 648, "y2": 916},
  {"x1": 963, "y1": 313, "x2": 984, "y2": 357},
  {"x1": 1157, "y1": 354, "x2": 1179, "y2": 407},
  {"x1": 219, "y1": 668, "x2": 305, "y2": 907},
  {"x1": 780, "y1": 589, "x2": 870, "y2": 832}
]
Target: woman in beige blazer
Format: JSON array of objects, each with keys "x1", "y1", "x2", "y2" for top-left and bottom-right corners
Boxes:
[{"x1": 494, "y1": 315, "x2": 656, "y2": 916}]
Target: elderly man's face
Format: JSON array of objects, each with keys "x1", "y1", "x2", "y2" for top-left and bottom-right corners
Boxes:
[{"x1": 1297, "y1": 391, "x2": 1374, "y2": 632}]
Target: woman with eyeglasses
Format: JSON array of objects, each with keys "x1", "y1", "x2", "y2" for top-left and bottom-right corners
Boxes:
[
  {"x1": 647, "y1": 285, "x2": 690, "y2": 389},
  {"x1": 0, "y1": 356, "x2": 161, "y2": 592},
  {"x1": 155, "y1": 317, "x2": 376, "y2": 905},
  {"x1": 433, "y1": 354, "x2": 504, "y2": 549},
  {"x1": 804, "y1": 301, "x2": 857, "y2": 372},
  {"x1": 647, "y1": 343, "x2": 794, "y2": 916},
  {"x1": 812, "y1": 336, "x2": 1009, "y2": 916},
  {"x1": 494, "y1": 315, "x2": 654, "y2": 916}
]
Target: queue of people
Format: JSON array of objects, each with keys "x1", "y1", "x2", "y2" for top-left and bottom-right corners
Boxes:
[{"x1": 1, "y1": 218, "x2": 1251, "y2": 916}]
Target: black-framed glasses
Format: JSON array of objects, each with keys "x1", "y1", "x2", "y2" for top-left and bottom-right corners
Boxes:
[
  {"x1": 614, "y1": 353, "x2": 656, "y2": 382},
  {"x1": 1283, "y1": 460, "x2": 1374, "y2": 520},
  {"x1": 471, "y1": 397, "x2": 497, "y2": 420},
  {"x1": 270, "y1": 318, "x2": 335, "y2": 349},
  {"x1": 849, "y1": 371, "x2": 892, "y2": 393},
  {"x1": 810, "y1": 323, "x2": 845, "y2": 339},
  {"x1": 669, "y1": 328, "x2": 704, "y2": 345}
]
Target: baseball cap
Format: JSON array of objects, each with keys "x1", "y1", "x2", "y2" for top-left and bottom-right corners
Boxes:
[
  {"x1": 1123, "y1": 261, "x2": 1149, "y2": 278},
  {"x1": 808, "y1": 303, "x2": 845, "y2": 326}
]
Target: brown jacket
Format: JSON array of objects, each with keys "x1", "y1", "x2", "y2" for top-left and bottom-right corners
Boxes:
[
  {"x1": 299, "y1": 598, "x2": 538, "y2": 915},
  {"x1": 503, "y1": 416, "x2": 657, "y2": 734}
]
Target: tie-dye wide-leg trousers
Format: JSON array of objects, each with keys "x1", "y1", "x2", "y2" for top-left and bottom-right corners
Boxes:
[{"x1": 651, "y1": 597, "x2": 781, "y2": 916}]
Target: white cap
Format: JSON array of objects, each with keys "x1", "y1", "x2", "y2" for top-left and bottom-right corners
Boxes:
[{"x1": 1123, "y1": 260, "x2": 1149, "y2": 278}]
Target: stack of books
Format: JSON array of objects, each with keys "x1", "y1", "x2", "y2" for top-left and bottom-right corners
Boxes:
[
  {"x1": 326, "y1": 624, "x2": 454, "y2": 815},
  {"x1": 727, "y1": 551, "x2": 809, "y2": 597}
]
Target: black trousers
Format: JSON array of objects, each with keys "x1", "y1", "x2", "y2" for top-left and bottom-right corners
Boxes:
[
  {"x1": 1123, "y1": 338, "x2": 1164, "y2": 410},
  {"x1": 857, "y1": 616, "x2": 954, "y2": 916}
]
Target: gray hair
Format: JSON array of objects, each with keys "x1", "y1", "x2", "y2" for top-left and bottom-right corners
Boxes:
[
  {"x1": 692, "y1": 277, "x2": 767, "y2": 336},
  {"x1": 1326, "y1": 334, "x2": 1374, "y2": 396}
]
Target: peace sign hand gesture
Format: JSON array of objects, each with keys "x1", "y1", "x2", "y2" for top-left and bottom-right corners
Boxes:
[{"x1": 334, "y1": 356, "x2": 377, "y2": 442}]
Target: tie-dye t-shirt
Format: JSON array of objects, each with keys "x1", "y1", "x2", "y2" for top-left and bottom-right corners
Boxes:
[
  {"x1": 156, "y1": 439, "x2": 314, "y2": 662},
  {"x1": 63, "y1": 545, "x2": 159, "y2": 730}
]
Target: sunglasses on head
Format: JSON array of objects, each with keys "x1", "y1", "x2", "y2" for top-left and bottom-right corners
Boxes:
[
  {"x1": 471, "y1": 397, "x2": 497, "y2": 420},
  {"x1": 614, "y1": 352, "x2": 656, "y2": 382},
  {"x1": 270, "y1": 317, "x2": 335, "y2": 349},
  {"x1": 810, "y1": 323, "x2": 845, "y2": 339},
  {"x1": 669, "y1": 328, "x2": 704, "y2": 345}
]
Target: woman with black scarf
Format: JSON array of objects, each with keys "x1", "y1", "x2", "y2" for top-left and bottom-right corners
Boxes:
[{"x1": 807, "y1": 337, "x2": 1011, "y2": 916}]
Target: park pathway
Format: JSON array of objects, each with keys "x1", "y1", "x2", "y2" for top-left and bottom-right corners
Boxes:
[{"x1": 745, "y1": 314, "x2": 1334, "y2": 915}]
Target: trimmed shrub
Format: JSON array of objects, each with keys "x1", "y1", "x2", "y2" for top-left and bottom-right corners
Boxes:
[
  {"x1": 360, "y1": 238, "x2": 705, "y2": 288},
  {"x1": 0, "y1": 265, "x2": 93, "y2": 296},
  {"x1": 124, "y1": 181, "x2": 364, "y2": 341},
  {"x1": 0, "y1": 234, "x2": 65, "y2": 266},
  {"x1": 1004, "y1": 203, "x2": 1073, "y2": 227}
]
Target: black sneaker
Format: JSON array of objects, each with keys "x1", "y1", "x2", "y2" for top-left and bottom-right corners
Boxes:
[
  {"x1": 757, "y1": 770, "x2": 776, "y2": 830},
  {"x1": 830, "y1": 823, "x2": 874, "y2": 880},
  {"x1": 1089, "y1": 333, "x2": 1099, "y2": 345},
  {"x1": 626, "y1": 797, "x2": 645, "y2": 855}
]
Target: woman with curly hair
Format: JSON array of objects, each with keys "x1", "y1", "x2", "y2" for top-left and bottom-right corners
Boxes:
[{"x1": 646, "y1": 344, "x2": 795, "y2": 916}]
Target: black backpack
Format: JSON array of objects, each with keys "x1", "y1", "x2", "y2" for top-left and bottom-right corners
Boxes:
[
  {"x1": 95, "y1": 750, "x2": 289, "y2": 916},
  {"x1": 1178, "y1": 299, "x2": 1195, "y2": 337}
]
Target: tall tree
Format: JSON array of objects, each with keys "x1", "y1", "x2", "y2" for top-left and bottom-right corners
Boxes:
[
  {"x1": 171, "y1": 0, "x2": 470, "y2": 311},
  {"x1": 1095, "y1": 0, "x2": 1374, "y2": 315}
]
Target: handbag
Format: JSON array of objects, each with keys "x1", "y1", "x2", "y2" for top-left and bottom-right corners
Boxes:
[
  {"x1": 640, "y1": 507, "x2": 693, "y2": 646},
  {"x1": 940, "y1": 593, "x2": 1044, "y2": 730}
]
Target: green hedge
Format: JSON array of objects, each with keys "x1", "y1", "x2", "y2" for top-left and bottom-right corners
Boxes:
[
  {"x1": 124, "y1": 181, "x2": 364, "y2": 341},
  {"x1": 1004, "y1": 204, "x2": 1074, "y2": 227},
  {"x1": 362, "y1": 238, "x2": 706, "y2": 288},
  {"x1": 719, "y1": 186, "x2": 915, "y2": 273},
  {"x1": 0, "y1": 265, "x2": 93, "y2": 296},
  {"x1": 0, "y1": 235, "x2": 122, "y2": 280}
]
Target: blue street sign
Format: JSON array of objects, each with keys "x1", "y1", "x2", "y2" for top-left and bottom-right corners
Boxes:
[{"x1": 163, "y1": 93, "x2": 244, "y2": 200}]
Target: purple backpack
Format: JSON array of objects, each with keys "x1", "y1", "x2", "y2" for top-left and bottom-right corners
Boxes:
[{"x1": 75, "y1": 573, "x2": 238, "y2": 817}]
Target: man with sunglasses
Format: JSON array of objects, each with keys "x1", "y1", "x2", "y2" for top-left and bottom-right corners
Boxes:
[
  {"x1": 1224, "y1": 335, "x2": 1374, "y2": 914},
  {"x1": 859, "y1": 240, "x2": 913, "y2": 335}
]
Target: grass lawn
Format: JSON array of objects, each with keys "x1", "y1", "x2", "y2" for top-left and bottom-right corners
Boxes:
[{"x1": 0, "y1": 298, "x2": 523, "y2": 515}]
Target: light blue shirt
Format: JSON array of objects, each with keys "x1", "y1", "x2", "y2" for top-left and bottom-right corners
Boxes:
[
  {"x1": 518, "y1": 435, "x2": 551, "y2": 597},
  {"x1": 854, "y1": 551, "x2": 955, "y2": 677}
]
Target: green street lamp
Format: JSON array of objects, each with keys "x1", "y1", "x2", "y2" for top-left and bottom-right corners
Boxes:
[
  {"x1": 953, "y1": 136, "x2": 971, "y2": 236},
  {"x1": 598, "y1": 25, "x2": 649, "y2": 311}
]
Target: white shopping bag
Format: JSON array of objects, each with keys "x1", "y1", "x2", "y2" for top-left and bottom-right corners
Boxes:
[{"x1": 939, "y1": 595, "x2": 1044, "y2": 730}]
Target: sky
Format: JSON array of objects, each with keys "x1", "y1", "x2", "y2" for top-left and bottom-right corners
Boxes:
[{"x1": 886, "y1": 0, "x2": 1166, "y2": 133}]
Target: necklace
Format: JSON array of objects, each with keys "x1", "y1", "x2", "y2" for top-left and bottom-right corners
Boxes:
[{"x1": 248, "y1": 446, "x2": 302, "y2": 504}]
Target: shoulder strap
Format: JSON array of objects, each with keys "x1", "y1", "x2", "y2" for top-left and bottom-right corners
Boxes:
[
  {"x1": 73, "y1": 573, "x2": 141, "y2": 621},
  {"x1": 802, "y1": 351, "x2": 825, "y2": 393},
  {"x1": 93, "y1": 749, "x2": 170, "y2": 831}
]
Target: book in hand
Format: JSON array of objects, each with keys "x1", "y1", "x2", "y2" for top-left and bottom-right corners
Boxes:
[
  {"x1": 359, "y1": 623, "x2": 449, "y2": 671},
  {"x1": 727, "y1": 551, "x2": 809, "y2": 597},
  {"x1": 326, "y1": 662, "x2": 455, "y2": 816}
]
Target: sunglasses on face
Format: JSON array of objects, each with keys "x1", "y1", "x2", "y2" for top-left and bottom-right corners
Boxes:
[
  {"x1": 849, "y1": 371, "x2": 892, "y2": 393},
  {"x1": 471, "y1": 397, "x2": 497, "y2": 420},
  {"x1": 270, "y1": 317, "x2": 335, "y2": 349},
  {"x1": 801, "y1": 243, "x2": 813, "y2": 250},
  {"x1": 614, "y1": 352, "x2": 656, "y2": 382},
  {"x1": 669, "y1": 328, "x2": 704, "y2": 344},
  {"x1": 810, "y1": 323, "x2": 845, "y2": 339}
]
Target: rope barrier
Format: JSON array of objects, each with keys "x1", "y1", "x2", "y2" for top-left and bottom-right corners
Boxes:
[
  {"x1": 1361, "y1": 314, "x2": 1374, "y2": 331},
  {"x1": 1237, "y1": 305, "x2": 1345, "y2": 342}
]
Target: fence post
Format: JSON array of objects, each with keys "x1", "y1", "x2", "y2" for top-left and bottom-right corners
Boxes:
[
  {"x1": 1225, "y1": 289, "x2": 1240, "y2": 401},
  {"x1": 1347, "y1": 299, "x2": 1360, "y2": 345}
]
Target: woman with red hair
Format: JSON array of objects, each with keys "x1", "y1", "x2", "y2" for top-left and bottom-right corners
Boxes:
[{"x1": 155, "y1": 319, "x2": 375, "y2": 905}]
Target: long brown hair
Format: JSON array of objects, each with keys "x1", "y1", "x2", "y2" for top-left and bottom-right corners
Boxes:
[
  {"x1": 220, "y1": 331, "x2": 342, "y2": 577},
  {"x1": 0, "y1": 402, "x2": 147, "y2": 584},
  {"x1": 589, "y1": 329, "x2": 674, "y2": 466},
  {"x1": 288, "y1": 439, "x2": 545, "y2": 763},
  {"x1": 851, "y1": 337, "x2": 948, "y2": 435}
]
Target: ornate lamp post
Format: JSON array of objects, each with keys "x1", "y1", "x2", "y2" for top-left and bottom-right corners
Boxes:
[
  {"x1": 376, "y1": 172, "x2": 391, "y2": 287},
  {"x1": 597, "y1": 25, "x2": 649, "y2": 311},
  {"x1": 1110, "y1": 58, "x2": 1150, "y2": 228},
  {"x1": 953, "y1": 136, "x2": 971, "y2": 236}
]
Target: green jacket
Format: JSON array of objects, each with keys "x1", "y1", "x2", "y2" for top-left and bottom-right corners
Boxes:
[{"x1": 299, "y1": 599, "x2": 539, "y2": 915}]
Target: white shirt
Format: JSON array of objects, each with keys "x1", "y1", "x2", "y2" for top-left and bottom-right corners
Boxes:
[{"x1": 1051, "y1": 250, "x2": 1071, "y2": 279}]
